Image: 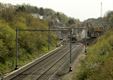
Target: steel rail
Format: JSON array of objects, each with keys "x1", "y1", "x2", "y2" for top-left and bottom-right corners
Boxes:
[
  {"x1": 11, "y1": 46, "x2": 68, "y2": 80},
  {"x1": 36, "y1": 44, "x2": 77, "y2": 80}
]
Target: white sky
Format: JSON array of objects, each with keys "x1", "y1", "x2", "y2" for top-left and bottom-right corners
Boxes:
[{"x1": 0, "y1": 0, "x2": 113, "y2": 21}]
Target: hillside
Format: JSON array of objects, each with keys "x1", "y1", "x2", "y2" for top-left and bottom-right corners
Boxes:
[
  {"x1": 0, "y1": 3, "x2": 82, "y2": 75},
  {"x1": 0, "y1": 3, "x2": 59, "y2": 75},
  {"x1": 0, "y1": 2, "x2": 113, "y2": 77},
  {"x1": 61, "y1": 11, "x2": 113, "y2": 80},
  {"x1": 73, "y1": 29, "x2": 113, "y2": 80}
]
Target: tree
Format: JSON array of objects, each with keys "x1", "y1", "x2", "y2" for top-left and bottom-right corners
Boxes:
[
  {"x1": 39, "y1": 7, "x2": 44, "y2": 15},
  {"x1": 0, "y1": 7, "x2": 15, "y2": 21},
  {"x1": 105, "y1": 11, "x2": 113, "y2": 27},
  {"x1": 68, "y1": 18, "x2": 75, "y2": 25}
]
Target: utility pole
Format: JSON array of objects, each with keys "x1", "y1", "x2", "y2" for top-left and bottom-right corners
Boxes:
[
  {"x1": 69, "y1": 29, "x2": 72, "y2": 72},
  {"x1": 48, "y1": 26, "x2": 50, "y2": 50},
  {"x1": 48, "y1": 21, "x2": 52, "y2": 50},
  {"x1": 100, "y1": 2, "x2": 103, "y2": 17},
  {"x1": 85, "y1": 27, "x2": 87, "y2": 53},
  {"x1": 15, "y1": 28, "x2": 19, "y2": 70}
]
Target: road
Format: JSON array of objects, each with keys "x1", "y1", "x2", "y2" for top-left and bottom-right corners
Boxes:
[{"x1": 5, "y1": 43, "x2": 84, "y2": 80}]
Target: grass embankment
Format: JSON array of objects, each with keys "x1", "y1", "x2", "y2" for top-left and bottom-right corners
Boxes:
[{"x1": 72, "y1": 29, "x2": 113, "y2": 80}]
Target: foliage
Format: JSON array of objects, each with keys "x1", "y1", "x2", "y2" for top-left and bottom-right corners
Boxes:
[
  {"x1": 74, "y1": 29, "x2": 113, "y2": 80},
  {"x1": 0, "y1": 3, "x2": 58, "y2": 74},
  {"x1": 104, "y1": 11, "x2": 113, "y2": 28}
]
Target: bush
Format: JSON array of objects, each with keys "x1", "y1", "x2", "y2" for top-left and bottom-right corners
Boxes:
[
  {"x1": 75, "y1": 30, "x2": 113, "y2": 80},
  {"x1": 0, "y1": 5, "x2": 58, "y2": 74}
]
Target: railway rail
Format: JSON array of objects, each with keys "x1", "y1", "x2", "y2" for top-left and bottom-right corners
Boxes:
[{"x1": 3, "y1": 43, "x2": 84, "y2": 80}]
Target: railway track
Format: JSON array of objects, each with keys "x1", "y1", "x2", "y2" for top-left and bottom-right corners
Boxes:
[{"x1": 4, "y1": 43, "x2": 83, "y2": 80}]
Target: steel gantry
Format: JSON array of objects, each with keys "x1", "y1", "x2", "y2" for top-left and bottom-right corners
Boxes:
[
  {"x1": 15, "y1": 27, "x2": 87, "y2": 72},
  {"x1": 15, "y1": 28, "x2": 73, "y2": 71}
]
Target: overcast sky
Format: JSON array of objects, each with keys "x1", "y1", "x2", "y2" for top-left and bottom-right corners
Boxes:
[{"x1": 0, "y1": 0, "x2": 113, "y2": 21}]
